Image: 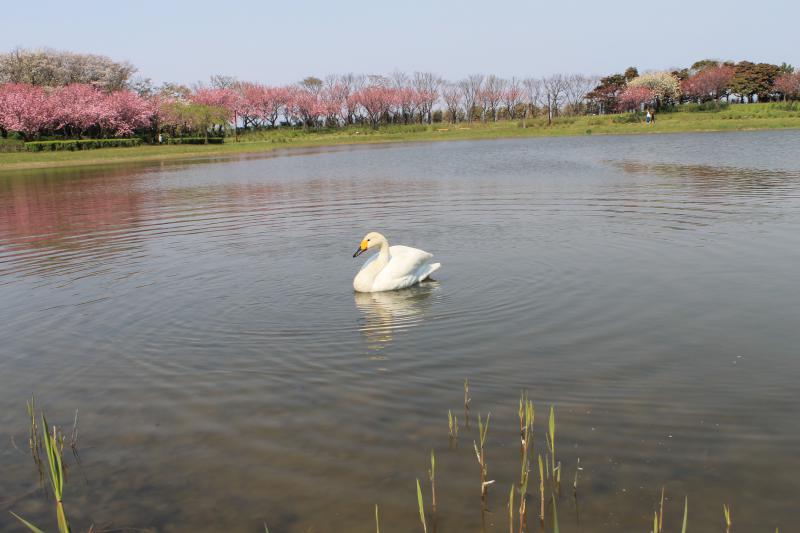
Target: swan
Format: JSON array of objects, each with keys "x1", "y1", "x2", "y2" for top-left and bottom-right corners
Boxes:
[{"x1": 352, "y1": 232, "x2": 441, "y2": 293}]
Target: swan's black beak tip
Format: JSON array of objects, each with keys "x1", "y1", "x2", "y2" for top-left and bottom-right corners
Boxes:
[{"x1": 353, "y1": 248, "x2": 364, "y2": 258}]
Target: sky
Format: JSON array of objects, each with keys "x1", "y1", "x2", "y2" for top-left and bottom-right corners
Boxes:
[{"x1": 4, "y1": 0, "x2": 798, "y2": 86}]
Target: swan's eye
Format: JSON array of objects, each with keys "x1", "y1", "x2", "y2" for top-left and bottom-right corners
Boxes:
[{"x1": 367, "y1": 239, "x2": 370, "y2": 242}]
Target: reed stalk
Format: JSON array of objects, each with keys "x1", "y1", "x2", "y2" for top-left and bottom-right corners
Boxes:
[
  {"x1": 428, "y1": 450, "x2": 437, "y2": 515},
  {"x1": 416, "y1": 478, "x2": 428, "y2": 533},
  {"x1": 473, "y1": 413, "x2": 493, "y2": 508},
  {"x1": 681, "y1": 496, "x2": 688, "y2": 533},
  {"x1": 552, "y1": 494, "x2": 560, "y2": 533},
  {"x1": 464, "y1": 378, "x2": 471, "y2": 427},
  {"x1": 538, "y1": 454, "x2": 545, "y2": 523},
  {"x1": 375, "y1": 504, "x2": 380, "y2": 533},
  {"x1": 517, "y1": 392, "x2": 533, "y2": 533},
  {"x1": 723, "y1": 503, "x2": 731, "y2": 532},
  {"x1": 13, "y1": 413, "x2": 71, "y2": 533},
  {"x1": 508, "y1": 484, "x2": 515, "y2": 533},
  {"x1": 448, "y1": 410, "x2": 458, "y2": 442}
]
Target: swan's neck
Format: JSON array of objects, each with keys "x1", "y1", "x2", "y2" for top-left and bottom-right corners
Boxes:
[
  {"x1": 376, "y1": 239, "x2": 390, "y2": 267},
  {"x1": 354, "y1": 238, "x2": 391, "y2": 292}
]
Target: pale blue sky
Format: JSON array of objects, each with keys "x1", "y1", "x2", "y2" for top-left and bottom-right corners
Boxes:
[{"x1": 4, "y1": 0, "x2": 797, "y2": 85}]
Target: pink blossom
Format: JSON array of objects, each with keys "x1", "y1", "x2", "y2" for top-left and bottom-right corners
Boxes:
[
  {"x1": 0, "y1": 83, "x2": 52, "y2": 137},
  {"x1": 104, "y1": 90, "x2": 151, "y2": 136},
  {"x1": 353, "y1": 86, "x2": 396, "y2": 128},
  {"x1": 618, "y1": 86, "x2": 654, "y2": 111}
]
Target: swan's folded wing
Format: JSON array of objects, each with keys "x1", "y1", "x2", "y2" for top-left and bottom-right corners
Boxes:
[{"x1": 374, "y1": 245, "x2": 434, "y2": 289}]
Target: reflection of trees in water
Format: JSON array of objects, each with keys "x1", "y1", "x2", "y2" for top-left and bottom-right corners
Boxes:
[
  {"x1": 354, "y1": 283, "x2": 438, "y2": 354},
  {"x1": 0, "y1": 168, "x2": 152, "y2": 277},
  {"x1": 611, "y1": 160, "x2": 800, "y2": 195}
]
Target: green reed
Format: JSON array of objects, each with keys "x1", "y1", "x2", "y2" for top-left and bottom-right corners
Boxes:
[
  {"x1": 723, "y1": 503, "x2": 732, "y2": 532},
  {"x1": 474, "y1": 412, "x2": 493, "y2": 509},
  {"x1": 416, "y1": 478, "x2": 428, "y2": 533},
  {"x1": 12, "y1": 412, "x2": 71, "y2": 533},
  {"x1": 447, "y1": 409, "x2": 458, "y2": 442},
  {"x1": 431, "y1": 448, "x2": 438, "y2": 499}
]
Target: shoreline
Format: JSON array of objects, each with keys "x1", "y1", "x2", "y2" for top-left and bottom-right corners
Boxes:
[{"x1": 2, "y1": 113, "x2": 799, "y2": 173}]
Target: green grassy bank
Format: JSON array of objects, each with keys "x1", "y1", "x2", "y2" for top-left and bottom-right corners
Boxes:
[{"x1": 2, "y1": 103, "x2": 799, "y2": 172}]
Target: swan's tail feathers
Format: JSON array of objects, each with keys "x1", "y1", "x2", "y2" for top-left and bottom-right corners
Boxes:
[{"x1": 419, "y1": 262, "x2": 441, "y2": 282}]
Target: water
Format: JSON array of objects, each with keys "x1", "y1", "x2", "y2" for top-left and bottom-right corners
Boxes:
[{"x1": 1, "y1": 131, "x2": 799, "y2": 532}]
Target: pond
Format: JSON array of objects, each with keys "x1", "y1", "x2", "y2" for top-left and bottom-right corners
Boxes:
[{"x1": 1, "y1": 131, "x2": 799, "y2": 532}]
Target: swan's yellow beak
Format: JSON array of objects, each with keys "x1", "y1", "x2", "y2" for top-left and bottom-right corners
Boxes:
[{"x1": 353, "y1": 239, "x2": 368, "y2": 258}]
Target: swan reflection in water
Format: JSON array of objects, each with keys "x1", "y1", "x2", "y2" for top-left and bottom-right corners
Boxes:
[{"x1": 354, "y1": 282, "x2": 439, "y2": 355}]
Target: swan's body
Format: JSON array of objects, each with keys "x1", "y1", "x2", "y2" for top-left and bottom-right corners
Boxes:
[{"x1": 353, "y1": 232, "x2": 441, "y2": 293}]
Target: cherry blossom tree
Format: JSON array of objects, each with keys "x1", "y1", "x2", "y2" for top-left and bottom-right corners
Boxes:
[
  {"x1": 503, "y1": 78, "x2": 523, "y2": 119},
  {"x1": 290, "y1": 87, "x2": 326, "y2": 129},
  {"x1": 681, "y1": 66, "x2": 735, "y2": 103},
  {"x1": 627, "y1": 72, "x2": 681, "y2": 109},
  {"x1": 773, "y1": 72, "x2": 800, "y2": 101},
  {"x1": 413, "y1": 72, "x2": 441, "y2": 124},
  {"x1": 480, "y1": 75, "x2": 506, "y2": 122},
  {"x1": 353, "y1": 85, "x2": 395, "y2": 128},
  {"x1": 191, "y1": 87, "x2": 238, "y2": 119},
  {"x1": 104, "y1": 90, "x2": 151, "y2": 136},
  {"x1": 0, "y1": 83, "x2": 51, "y2": 138},
  {"x1": 617, "y1": 86, "x2": 654, "y2": 112},
  {"x1": 50, "y1": 84, "x2": 110, "y2": 136}
]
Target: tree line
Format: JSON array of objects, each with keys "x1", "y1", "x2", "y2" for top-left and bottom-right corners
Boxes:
[{"x1": 1, "y1": 48, "x2": 799, "y2": 141}]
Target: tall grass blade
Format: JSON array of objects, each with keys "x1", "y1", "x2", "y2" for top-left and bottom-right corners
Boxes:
[
  {"x1": 429, "y1": 450, "x2": 437, "y2": 513},
  {"x1": 552, "y1": 495, "x2": 560, "y2": 533},
  {"x1": 375, "y1": 504, "x2": 380, "y2": 533},
  {"x1": 416, "y1": 478, "x2": 428, "y2": 533},
  {"x1": 9, "y1": 512, "x2": 46, "y2": 533},
  {"x1": 508, "y1": 484, "x2": 514, "y2": 533},
  {"x1": 681, "y1": 496, "x2": 688, "y2": 533}
]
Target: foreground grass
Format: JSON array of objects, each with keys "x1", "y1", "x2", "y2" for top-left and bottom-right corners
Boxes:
[{"x1": 2, "y1": 103, "x2": 800, "y2": 172}]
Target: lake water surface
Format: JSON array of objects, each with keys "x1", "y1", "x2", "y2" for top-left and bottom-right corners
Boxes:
[{"x1": 1, "y1": 131, "x2": 799, "y2": 532}]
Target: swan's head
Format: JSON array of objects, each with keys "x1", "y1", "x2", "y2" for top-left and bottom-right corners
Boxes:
[{"x1": 353, "y1": 231, "x2": 385, "y2": 257}]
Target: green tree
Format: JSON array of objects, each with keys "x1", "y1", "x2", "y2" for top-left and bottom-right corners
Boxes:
[
  {"x1": 729, "y1": 62, "x2": 781, "y2": 102},
  {"x1": 623, "y1": 66, "x2": 639, "y2": 81}
]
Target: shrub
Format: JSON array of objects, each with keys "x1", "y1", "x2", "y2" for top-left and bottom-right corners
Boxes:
[
  {"x1": 163, "y1": 137, "x2": 225, "y2": 145},
  {"x1": 0, "y1": 138, "x2": 25, "y2": 152},
  {"x1": 678, "y1": 102, "x2": 730, "y2": 112},
  {"x1": 771, "y1": 102, "x2": 800, "y2": 112},
  {"x1": 25, "y1": 138, "x2": 142, "y2": 152},
  {"x1": 612, "y1": 112, "x2": 643, "y2": 123}
]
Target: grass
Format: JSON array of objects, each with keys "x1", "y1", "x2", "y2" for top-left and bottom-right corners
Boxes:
[{"x1": 2, "y1": 103, "x2": 799, "y2": 172}]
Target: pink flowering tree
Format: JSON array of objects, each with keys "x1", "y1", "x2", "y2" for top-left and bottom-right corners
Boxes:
[
  {"x1": 321, "y1": 84, "x2": 347, "y2": 127},
  {"x1": 774, "y1": 72, "x2": 800, "y2": 101},
  {"x1": 191, "y1": 87, "x2": 239, "y2": 136},
  {"x1": 0, "y1": 83, "x2": 51, "y2": 139},
  {"x1": 354, "y1": 86, "x2": 395, "y2": 128},
  {"x1": 104, "y1": 90, "x2": 151, "y2": 136},
  {"x1": 50, "y1": 84, "x2": 110, "y2": 137},
  {"x1": 618, "y1": 86, "x2": 654, "y2": 112},
  {"x1": 503, "y1": 79, "x2": 523, "y2": 119},
  {"x1": 682, "y1": 66, "x2": 735, "y2": 103},
  {"x1": 290, "y1": 87, "x2": 326, "y2": 129}
]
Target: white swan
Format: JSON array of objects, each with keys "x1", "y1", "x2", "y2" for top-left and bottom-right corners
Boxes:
[{"x1": 352, "y1": 232, "x2": 441, "y2": 293}]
